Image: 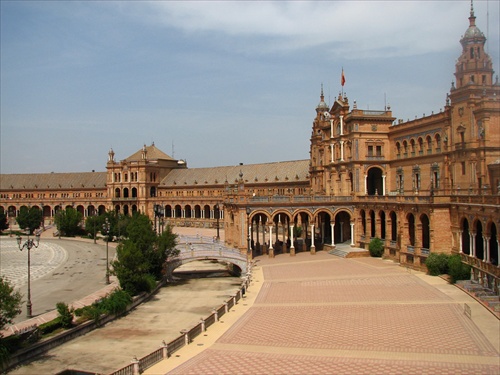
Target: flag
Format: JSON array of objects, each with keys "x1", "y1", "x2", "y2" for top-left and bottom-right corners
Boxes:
[{"x1": 341, "y1": 68, "x2": 346, "y2": 87}]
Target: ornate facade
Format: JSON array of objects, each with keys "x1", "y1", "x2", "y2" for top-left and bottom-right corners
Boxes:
[{"x1": 1, "y1": 6, "x2": 499, "y2": 290}]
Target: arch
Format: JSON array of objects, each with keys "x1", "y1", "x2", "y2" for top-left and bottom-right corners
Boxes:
[
  {"x1": 249, "y1": 212, "x2": 269, "y2": 256},
  {"x1": 131, "y1": 205, "x2": 138, "y2": 214},
  {"x1": 203, "y1": 205, "x2": 210, "y2": 220},
  {"x1": 115, "y1": 188, "x2": 121, "y2": 198},
  {"x1": 315, "y1": 210, "x2": 332, "y2": 247},
  {"x1": 334, "y1": 210, "x2": 352, "y2": 244},
  {"x1": 123, "y1": 188, "x2": 129, "y2": 198},
  {"x1": 417, "y1": 137, "x2": 424, "y2": 155},
  {"x1": 132, "y1": 187, "x2": 138, "y2": 198},
  {"x1": 410, "y1": 138, "x2": 416, "y2": 155},
  {"x1": 114, "y1": 205, "x2": 120, "y2": 213},
  {"x1": 76, "y1": 205, "x2": 85, "y2": 217},
  {"x1": 395, "y1": 142, "x2": 401, "y2": 157},
  {"x1": 123, "y1": 205, "x2": 130, "y2": 216},
  {"x1": 435, "y1": 133, "x2": 441, "y2": 151},
  {"x1": 420, "y1": 214, "x2": 430, "y2": 250},
  {"x1": 185, "y1": 205, "x2": 192, "y2": 218},
  {"x1": 461, "y1": 217, "x2": 471, "y2": 255},
  {"x1": 194, "y1": 205, "x2": 202, "y2": 219},
  {"x1": 407, "y1": 213, "x2": 415, "y2": 246},
  {"x1": 174, "y1": 205, "x2": 182, "y2": 218},
  {"x1": 426, "y1": 135, "x2": 432, "y2": 153},
  {"x1": 269, "y1": 211, "x2": 293, "y2": 254},
  {"x1": 165, "y1": 205, "x2": 172, "y2": 218},
  {"x1": 367, "y1": 167, "x2": 383, "y2": 195},
  {"x1": 474, "y1": 219, "x2": 484, "y2": 260},
  {"x1": 402, "y1": 140, "x2": 408, "y2": 156},
  {"x1": 97, "y1": 205, "x2": 106, "y2": 215},
  {"x1": 150, "y1": 186, "x2": 156, "y2": 198}
]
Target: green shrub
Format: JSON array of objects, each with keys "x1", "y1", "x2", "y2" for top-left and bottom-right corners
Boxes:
[
  {"x1": 100, "y1": 290, "x2": 132, "y2": 315},
  {"x1": 38, "y1": 318, "x2": 63, "y2": 335},
  {"x1": 368, "y1": 238, "x2": 384, "y2": 257},
  {"x1": 448, "y1": 254, "x2": 471, "y2": 284},
  {"x1": 425, "y1": 253, "x2": 449, "y2": 276},
  {"x1": 56, "y1": 302, "x2": 74, "y2": 328}
]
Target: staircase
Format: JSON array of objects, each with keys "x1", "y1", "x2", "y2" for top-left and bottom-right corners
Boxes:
[
  {"x1": 457, "y1": 280, "x2": 500, "y2": 314},
  {"x1": 329, "y1": 248, "x2": 349, "y2": 258}
]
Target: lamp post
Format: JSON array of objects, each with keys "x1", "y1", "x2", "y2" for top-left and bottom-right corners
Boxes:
[
  {"x1": 93, "y1": 208, "x2": 98, "y2": 244},
  {"x1": 215, "y1": 203, "x2": 220, "y2": 241},
  {"x1": 16, "y1": 230, "x2": 41, "y2": 318},
  {"x1": 102, "y1": 218, "x2": 111, "y2": 284}
]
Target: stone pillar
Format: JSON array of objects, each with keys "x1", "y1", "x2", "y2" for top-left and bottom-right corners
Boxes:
[
  {"x1": 310, "y1": 224, "x2": 316, "y2": 254},
  {"x1": 382, "y1": 175, "x2": 386, "y2": 196},
  {"x1": 350, "y1": 222, "x2": 355, "y2": 246},
  {"x1": 268, "y1": 224, "x2": 274, "y2": 258},
  {"x1": 364, "y1": 175, "x2": 368, "y2": 195},
  {"x1": 340, "y1": 140, "x2": 344, "y2": 162},
  {"x1": 290, "y1": 224, "x2": 295, "y2": 256},
  {"x1": 330, "y1": 223, "x2": 335, "y2": 247},
  {"x1": 459, "y1": 230, "x2": 463, "y2": 253},
  {"x1": 162, "y1": 341, "x2": 168, "y2": 358},
  {"x1": 470, "y1": 232, "x2": 475, "y2": 257},
  {"x1": 485, "y1": 236, "x2": 490, "y2": 263},
  {"x1": 132, "y1": 357, "x2": 140, "y2": 375}
]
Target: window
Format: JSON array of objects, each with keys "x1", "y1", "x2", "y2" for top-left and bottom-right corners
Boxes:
[
  {"x1": 461, "y1": 162, "x2": 466, "y2": 175},
  {"x1": 368, "y1": 145, "x2": 374, "y2": 157},
  {"x1": 376, "y1": 145, "x2": 382, "y2": 157}
]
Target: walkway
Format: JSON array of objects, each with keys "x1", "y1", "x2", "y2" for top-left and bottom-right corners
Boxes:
[{"x1": 147, "y1": 252, "x2": 500, "y2": 374}]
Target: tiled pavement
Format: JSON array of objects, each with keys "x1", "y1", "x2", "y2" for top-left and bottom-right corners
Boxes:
[{"x1": 149, "y1": 252, "x2": 500, "y2": 375}]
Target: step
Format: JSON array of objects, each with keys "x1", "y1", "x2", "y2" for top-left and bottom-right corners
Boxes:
[{"x1": 329, "y1": 249, "x2": 348, "y2": 258}]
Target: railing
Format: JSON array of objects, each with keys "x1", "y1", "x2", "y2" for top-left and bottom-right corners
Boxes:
[
  {"x1": 109, "y1": 273, "x2": 252, "y2": 375},
  {"x1": 407, "y1": 245, "x2": 414, "y2": 254}
]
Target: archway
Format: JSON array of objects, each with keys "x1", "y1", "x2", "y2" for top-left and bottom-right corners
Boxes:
[
  {"x1": 334, "y1": 210, "x2": 352, "y2": 244},
  {"x1": 367, "y1": 167, "x2": 383, "y2": 195},
  {"x1": 407, "y1": 213, "x2": 415, "y2": 246}
]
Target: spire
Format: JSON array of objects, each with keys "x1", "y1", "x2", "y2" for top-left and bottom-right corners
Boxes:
[
  {"x1": 469, "y1": 0, "x2": 476, "y2": 27},
  {"x1": 316, "y1": 83, "x2": 329, "y2": 111}
]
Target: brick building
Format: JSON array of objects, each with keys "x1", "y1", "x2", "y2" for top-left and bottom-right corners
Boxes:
[{"x1": 1, "y1": 5, "x2": 499, "y2": 291}]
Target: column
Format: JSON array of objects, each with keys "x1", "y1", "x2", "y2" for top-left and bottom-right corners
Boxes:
[
  {"x1": 330, "y1": 223, "x2": 335, "y2": 247},
  {"x1": 350, "y1": 222, "x2": 355, "y2": 246},
  {"x1": 485, "y1": 236, "x2": 491, "y2": 263},
  {"x1": 382, "y1": 175, "x2": 386, "y2": 196},
  {"x1": 471, "y1": 232, "x2": 475, "y2": 258},
  {"x1": 340, "y1": 140, "x2": 344, "y2": 162},
  {"x1": 330, "y1": 119, "x2": 334, "y2": 138},
  {"x1": 364, "y1": 175, "x2": 368, "y2": 195},
  {"x1": 290, "y1": 224, "x2": 295, "y2": 256},
  {"x1": 459, "y1": 230, "x2": 463, "y2": 253},
  {"x1": 268, "y1": 224, "x2": 274, "y2": 258},
  {"x1": 310, "y1": 224, "x2": 316, "y2": 254},
  {"x1": 339, "y1": 115, "x2": 344, "y2": 135},
  {"x1": 330, "y1": 144, "x2": 334, "y2": 163}
]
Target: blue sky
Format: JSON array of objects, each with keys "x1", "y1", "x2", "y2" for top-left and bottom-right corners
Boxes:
[{"x1": 1, "y1": 0, "x2": 499, "y2": 174}]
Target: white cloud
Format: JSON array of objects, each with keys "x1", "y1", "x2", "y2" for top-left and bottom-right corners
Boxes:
[{"x1": 140, "y1": 1, "x2": 475, "y2": 58}]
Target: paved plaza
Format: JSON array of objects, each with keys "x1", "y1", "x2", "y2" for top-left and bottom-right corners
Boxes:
[{"x1": 148, "y1": 252, "x2": 500, "y2": 375}]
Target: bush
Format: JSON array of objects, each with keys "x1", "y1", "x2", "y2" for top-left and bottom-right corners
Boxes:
[
  {"x1": 368, "y1": 238, "x2": 384, "y2": 257},
  {"x1": 448, "y1": 254, "x2": 471, "y2": 284},
  {"x1": 38, "y1": 318, "x2": 63, "y2": 335},
  {"x1": 100, "y1": 289, "x2": 132, "y2": 316},
  {"x1": 56, "y1": 302, "x2": 73, "y2": 328},
  {"x1": 425, "y1": 253, "x2": 449, "y2": 276}
]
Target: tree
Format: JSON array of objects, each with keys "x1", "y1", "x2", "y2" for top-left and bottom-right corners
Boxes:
[
  {"x1": 111, "y1": 213, "x2": 178, "y2": 295},
  {"x1": 0, "y1": 277, "x2": 23, "y2": 334},
  {"x1": 55, "y1": 207, "x2": 83, "y2": 237},
  {"x1": 368, "y1": 237, "x2": 384, "y2": 257},
  {"x1": 15, "y1": 207, "x2": 42, "y2": 234},
  {"x1": 0, "y1": 212, "x2": 9, "y2": 233}
]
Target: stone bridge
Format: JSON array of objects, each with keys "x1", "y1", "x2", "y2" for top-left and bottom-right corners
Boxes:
[{"x1": 166, "y1": 235, "x2": 249, "y2": 279}]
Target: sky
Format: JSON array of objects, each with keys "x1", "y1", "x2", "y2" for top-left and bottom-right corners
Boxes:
[{"x1": 1, "y1": 0, "x2": 499, "y2": 174}]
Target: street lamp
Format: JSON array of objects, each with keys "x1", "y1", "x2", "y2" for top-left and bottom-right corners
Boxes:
[
  {"x1": 93, "y1": 208, "x2": 98, "y2": 244},
  {"x1": 102, "y1": 218, "x2": 111, "y2": 284},
  {"x1": 16, "y1": 230, "x2": 41, "y2": 318}
]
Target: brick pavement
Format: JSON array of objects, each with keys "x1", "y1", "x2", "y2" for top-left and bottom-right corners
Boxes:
[{"x1": 153, "y1": 252, "x2": 500, "y2": 375}]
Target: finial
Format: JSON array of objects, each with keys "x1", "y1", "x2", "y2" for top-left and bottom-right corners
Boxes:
[
  {"x1": 320, "y1": 83, "x2": 324, "y2": 100},
  {"x1": 470, "y1": 0, "x2": 474, "y2": 18}
]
